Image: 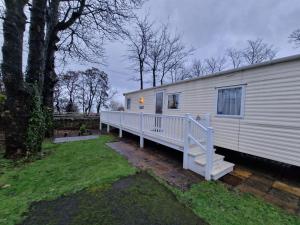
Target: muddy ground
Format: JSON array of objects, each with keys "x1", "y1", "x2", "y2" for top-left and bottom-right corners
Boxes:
[{"x1": 20, "y1": 173, "x2": 207, "y2": 225}]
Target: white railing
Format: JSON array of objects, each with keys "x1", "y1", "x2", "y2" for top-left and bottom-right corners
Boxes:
[
  {"x1": 183, "y1": 114, "x2": 214, "y2": 180},
  {"x1": 100, "y1": 111, "x2": 214, "y2": 180}
]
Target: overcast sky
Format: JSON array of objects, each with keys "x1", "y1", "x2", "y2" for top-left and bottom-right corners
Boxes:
[
  {"x1": 99, "y1": 0, "x2": 300, "y2": 102},
  {"x1": 1, "y1": 0, "x2": 300, "y2": 103}
]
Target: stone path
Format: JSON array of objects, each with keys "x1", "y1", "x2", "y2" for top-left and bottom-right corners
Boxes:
[
  {"x1": 107, "y1": 138, "x2": 300, "y2": 215},
  {"x1": 53, "y1": 135, "x2": 99, "y2": 144},
  {"x1": 107, "y1": 141, "x2": 203, "y2": 191}
]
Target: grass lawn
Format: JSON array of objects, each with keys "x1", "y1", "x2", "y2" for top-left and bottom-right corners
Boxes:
[
  {"x1": 173, "y1": 182, "x2": 300, "y2": 225},
  {"x1": 0, "y1": 136, "x2": 136, "y2": 225},
  {"x1": 0, "y1": 135, "x2": 299, "y2": 225}
]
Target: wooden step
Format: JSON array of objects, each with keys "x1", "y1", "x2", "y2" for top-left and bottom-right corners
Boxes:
[
  {"x1": 211, "y1": 161, "x2": 234, "y2": 180},
  {"x1": 188, "y1": 146, "x2": 205, "y2": 157},
  {"x1": 194, "y1": 154, "x2": 224, "y2": 166},
  {"x1": 188, "y1": 145, "x2": 216, "y2": 156}
]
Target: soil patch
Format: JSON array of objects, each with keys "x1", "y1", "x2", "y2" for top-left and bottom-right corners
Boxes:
[{"x1": 20, "y1": 173, "x2": 207, "y2": 225}]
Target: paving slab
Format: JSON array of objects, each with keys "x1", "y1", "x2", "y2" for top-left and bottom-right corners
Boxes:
[
  {"x1": 273, "y1": 181, "x2": 300, "y2": 198},
  {"x1": 53, "y1": 135, "x2": 99, "y2": 143},
  {"x1": 107, "y1": 141, "x2": 203, "y2": 190}
]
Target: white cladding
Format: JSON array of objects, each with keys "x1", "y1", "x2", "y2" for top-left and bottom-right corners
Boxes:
[{"x1": 124, "y1": 57, "x2": 300, "y2": 167}]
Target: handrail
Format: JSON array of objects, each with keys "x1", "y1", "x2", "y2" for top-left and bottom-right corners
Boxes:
[
  {"x1": 189, "y1": 117, "x2": 208, "y2": 131},
  {"x1": 188, "y1": 134, "x2": 206, "y2": 151},
  {"x1": 143, "y1": 113, "x2": 185, "y2": 119},
  {"x1": 184, "y1": 113, "x2": 214, "y2": 180}
]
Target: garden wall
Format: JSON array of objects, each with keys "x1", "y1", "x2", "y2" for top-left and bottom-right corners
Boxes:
[
  {"x1": 0, "y1": 114, "x2": 100, "y2": 146},
  {"x1": 54, "y1": 114, "x2": 100, "y2": 130}
]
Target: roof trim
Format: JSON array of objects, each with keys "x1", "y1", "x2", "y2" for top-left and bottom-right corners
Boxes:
[{"x1": 123, "y1": 54, "x2": 300, "y2": 96}]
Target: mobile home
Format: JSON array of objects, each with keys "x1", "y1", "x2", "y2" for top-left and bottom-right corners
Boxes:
[{"x1": 101, "y1": 54, "x2": 300, "y2": 180}]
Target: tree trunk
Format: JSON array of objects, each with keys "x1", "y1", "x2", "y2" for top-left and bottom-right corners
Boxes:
[
  {"x1": 97, "y1": 103, "x2": 101, "y2": 114},
  {"x1": 43, "y1": 0, "x2": 60, "y2": 137},
  {"x1": 139, "y1": 62, "x2": 143, "y2": 90},
  {"x1": 1, "y1": 0, "x2": 30, "y2": 158},
  {"x1": 152, "y1": 68, "x2": 156, "y2": 87},
  {"x1": 26, "y1": 0, "x2": 47, "y2": 90}
]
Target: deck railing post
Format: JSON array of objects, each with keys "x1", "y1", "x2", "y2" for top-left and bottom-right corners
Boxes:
[
  {"x1": 205, "y1": 127, "x2": 214, "y2": 180},
  {"x1": 183, "y1": 113, "x2": 191, "y2": 169},
  {"x1": 119, "y1": 111, "x2": 123, "y2": 138},
  {"x1": 139, "y1": 112, "x2": 144, "y2": 148}
]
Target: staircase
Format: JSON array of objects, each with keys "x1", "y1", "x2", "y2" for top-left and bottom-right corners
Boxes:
[
  {"x1": 187, "y1": 145, "x2": 234, "y2": 180},
  {"x1": 183, "y1": 114, "x2": 234, "y2": 180}
]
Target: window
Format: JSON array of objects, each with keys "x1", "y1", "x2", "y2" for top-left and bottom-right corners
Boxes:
[
  {"x1": 126, "y1": 98, "x2": 131, "y2": 110},
  {"x1": 168, "y1": 93, "x2": 180, "y2": 109},
  {"x1": 216, "y1": 86, "x2": 244, "y2": 117},
  {"x1": 155, "y1": 92, "x2": 164, "y2": 114}
]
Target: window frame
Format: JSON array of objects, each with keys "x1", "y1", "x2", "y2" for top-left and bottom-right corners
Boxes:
[
  {"x1": 126, "y1": 98, "x2": 131, "y2": 110},
  {"x1": 215, "y1": 85, "x2": 246, "y2": 118},
  {"x1": 167, "y1": 93, "x2": 181, "y2": 110}
]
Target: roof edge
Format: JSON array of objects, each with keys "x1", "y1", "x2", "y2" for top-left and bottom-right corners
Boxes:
[{"x1": 123, "y1": 54, "x2": 300, "y2": 96}]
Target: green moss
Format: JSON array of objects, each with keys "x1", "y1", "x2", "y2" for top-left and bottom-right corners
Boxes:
[{"x1": 0, "y1": 136, "x2": 136, "y2": 225}]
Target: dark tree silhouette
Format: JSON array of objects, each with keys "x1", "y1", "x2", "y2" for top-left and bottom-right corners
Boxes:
[{"x1": 289, "y1": 29, "x2": 300, "y2": 47}]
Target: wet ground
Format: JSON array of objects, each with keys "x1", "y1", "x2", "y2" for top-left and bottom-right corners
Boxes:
[
  {"x1": 20, "y1": 173, "x2": 207, "y2": 225},
  {"x1": 107, "y1": 130, "x2": 300, "y2": 215}
]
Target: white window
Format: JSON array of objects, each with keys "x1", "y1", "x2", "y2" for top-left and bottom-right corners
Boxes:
[
  {"x1": 216, "y1": 86, "x2": 245, "y2": 117},
  {"x1": 126, "y1": 98, "x2": 131, "y2": 110},
  {"x1": 168, "y1": 93, "x2": 180, "y2": 109}
]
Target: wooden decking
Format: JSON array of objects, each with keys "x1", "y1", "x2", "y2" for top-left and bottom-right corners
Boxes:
[{"x1": 101, "y1": 111, "x2": 234, "y2": 180}]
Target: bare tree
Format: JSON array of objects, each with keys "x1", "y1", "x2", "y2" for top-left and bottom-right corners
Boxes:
[
  {"x1": 95, "y1": 72, "x2": 116, "y2": 114},
  {"x1": 159, "y1": 32, "x2": 193, "y2": 85},
  {"x1": 26, "y1": 0, "x2": 47, "y2": 91},
  {"x1": 43, "y1": 0, "x2": 143, "y2": 136},
  {"x1": 1, "y1": 0, "x2": 31, "y2": 157},
  {"x1": 61, "y1": 70, "x2": 80, "y2": 110},
  {"x1": 226, "y1": 48, "x2": 243, "y2": 68},
  {"x1": 242, "y1": 38, "x2": 277, "y2": 64},
  {"x1": 289, "y1": 29, "x2": 300, "y2": 47},
  {"x1": 191, "y1": 59, "x2": 207, "y2": 77},
  {"x1": 205, "y1": 57, "x2": 227, "y2": 74},
  {"x1": 168, "y1": 63, "x2": 191, "y2": 82},
  {"x1": 109, "y1": 99, "x2": 124, "y2": 111},
  {"x1": 53, "y1": 80, "x2": 68, "y2": 114},
  {"x1": 146, "y1": 24, "x2": 165, "y2": 87},
  {"x1": 84, "y1": 68, "x2": 109, "y2": 115},
  {"x1": 127, "y1": 16, "x2": 153, "y2": 89}
]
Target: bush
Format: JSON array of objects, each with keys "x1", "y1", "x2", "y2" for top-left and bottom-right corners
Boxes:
[
  {"x1": 0, "y1": 94, "x2": 6, "y2": 104},
  {"x1": 79, "y1": 124, "x2": 87, "y2": 135}
]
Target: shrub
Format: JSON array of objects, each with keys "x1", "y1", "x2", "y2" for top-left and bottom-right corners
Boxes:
[
  {"x1": 26, "y1": 85, "x2": 45, "y2": 154},
  {"x1": 0, "y1": 94, "x2": 6, "y2": 104},
  {"x1": 79, "y1": 124, "x2": 87, "y2": 135}
]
